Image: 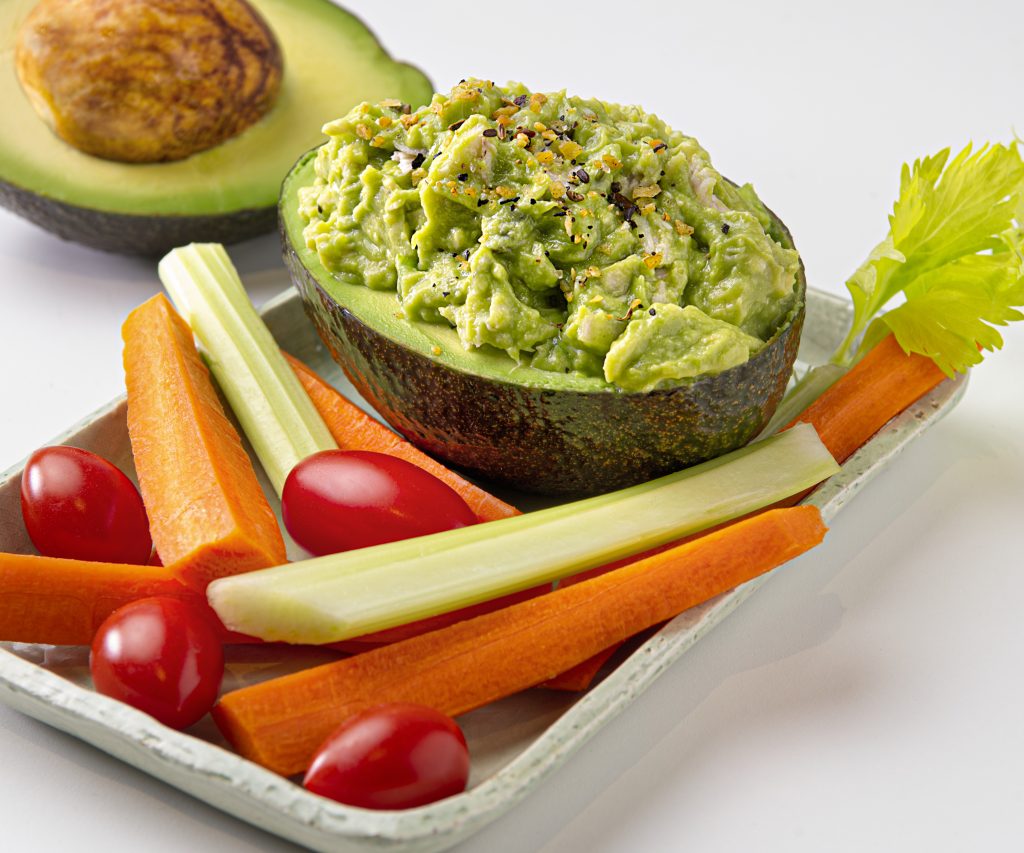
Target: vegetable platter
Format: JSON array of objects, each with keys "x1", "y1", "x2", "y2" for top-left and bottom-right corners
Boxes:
[{"x1": 0, "y1": 284, "x2": 966, "y2": 852}]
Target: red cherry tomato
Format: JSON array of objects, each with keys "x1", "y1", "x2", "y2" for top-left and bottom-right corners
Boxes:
[
  {"x1": 281, "y1": 450, "x2": 476, "y2": 555},
  {"x1": 20, "y1": 445, "x2": 152, "y2": 564},
  {"x1": 304, "y1": 704, "x2": 470, "y2": 809},
  {"x1": 90, "y1": 597, "x2": 223, "y2": 730}
]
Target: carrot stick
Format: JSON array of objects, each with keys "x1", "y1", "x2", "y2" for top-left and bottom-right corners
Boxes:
[
  {"x1": 540, "y1": 526, "x2": 732, "y2": 691},
  {"x1": 213, "y1": 505, "x2": 827, "y2": 775},
  {"x1": 786, "y1": 333, "x2": 948, "y2": 464},
  {"x1": 0, "y1": 552, "x2": 263, "y2": 645},
  {"x1": 123, "y1": 295, "x2": 287, "y2": 590},
  {"x1": 0, "y1": 553, "x2": 196, "y2": 645},
  {"x1": 285, "y1": 353, "x2": 520, "y2": 523}
]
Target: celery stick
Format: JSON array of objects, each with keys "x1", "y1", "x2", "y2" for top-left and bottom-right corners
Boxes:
[
  {"x1": 158, "y1": 244, "x2": 337, "y2": 495},
  {"x1": 208, "y1": 423, "x2": 839, "y2": 644}
]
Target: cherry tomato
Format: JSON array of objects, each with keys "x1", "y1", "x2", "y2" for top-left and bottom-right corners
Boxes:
[
  {"x1": 90, "y1": 597, "x2": 223, "y2": 730},
  {"x1": 20, "y1": 445, "x2": 152, "y2": 564},
  {"x1": 304, "y1": 704, "x2": 470, "y2": 809},
  {"x1": 281, "y1": 450, "x2": 476, "y2": 555}
]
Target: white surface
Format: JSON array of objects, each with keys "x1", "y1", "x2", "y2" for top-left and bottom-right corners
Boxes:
[{"x1": 1, "y1": 0, "x2": 1021, "y2": 850}]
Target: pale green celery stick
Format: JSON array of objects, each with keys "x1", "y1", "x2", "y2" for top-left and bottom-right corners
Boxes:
[
  {"x1": 758, "y1": 363, "x2": 849, "y2": 438},
  {"x1": 208, "y1": 423, "x2": 839, "y2": 644},
  {"x1": 158, "y1": 244, "x2": 337, "y2": 495}
]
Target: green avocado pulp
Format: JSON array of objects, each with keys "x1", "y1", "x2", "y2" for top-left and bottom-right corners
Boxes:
[{"x1": 298, "y1": 80, "x2": 801, "y2": 391}]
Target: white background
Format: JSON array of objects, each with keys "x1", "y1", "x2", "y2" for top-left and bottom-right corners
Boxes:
[{"x1": 2, "y1": 0, "x2": 1023, "y2": 850}]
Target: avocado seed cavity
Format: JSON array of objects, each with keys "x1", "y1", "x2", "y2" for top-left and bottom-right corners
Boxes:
[{"x1": 15, "y1": 0, "x2": 283, "y2": 163}]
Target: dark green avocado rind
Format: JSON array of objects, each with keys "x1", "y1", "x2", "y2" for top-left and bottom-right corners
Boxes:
[
  {"x1": 281, "y1": 151, "x2": 806, "y2": 496},
  {"x1": 0, "y1": 176, "x2": 276, "y2": 255}
]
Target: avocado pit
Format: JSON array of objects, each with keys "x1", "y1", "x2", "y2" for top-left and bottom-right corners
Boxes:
[{"x1": 15, "y1": 0, "x2": 283, "y2": 163}]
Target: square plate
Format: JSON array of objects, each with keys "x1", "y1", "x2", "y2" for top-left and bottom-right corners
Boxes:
[{"x1": 0, "y1": 287, "x2": 967, "y2": 852}]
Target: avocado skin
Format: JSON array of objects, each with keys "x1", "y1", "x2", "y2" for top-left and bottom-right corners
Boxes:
[
  {"x1": 0, "y1": 175, "x2": 275, "y2": 256},
  {"x1": 283, "y1": 213, "x2": 806, "y2": 497}
]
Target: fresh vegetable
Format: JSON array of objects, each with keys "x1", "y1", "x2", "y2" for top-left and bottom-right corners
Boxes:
[
  {"x1": 208, "y1": 424, "x2": 839, "y2": 644},
  {"x1": 785, "y1": 333, "x2": 948, "y2": 464},
  {"x1": 0, "y1": 551, "x2": 265, "y2": 645},
  {"x1": 158, "y1": 243, "x2": 337, "y2": 496},
  {"x1": 303, "y1": 704, "x2": 470, "y2": 809},
  {"x1": 281, "y1": 450, "x2": 476, "y2": 556},
  {"x1": 90, "y1": 597, "x2": 224, "y2": 730},
  {"x1": 19, "y1": 446, "x2": 151, "y2": 564},
  {"x1": 123, "y1": 293, "x2": 286, "y2": 590},
  {"x1": 213, "y1": 505, "x2": 827, "y2": 775},
  {"x1": 0, "y1": 552, "x2": 192, "y2": 645},
  {"x1": 767, "y1": 142, "x2": 1024, "y2": 433},
  {"x1": 835, "y1": 142, "x2": 1024, "y2": 375},
  {"x1": 285, "y1": 353, "x2": 520, "y2": 523}
]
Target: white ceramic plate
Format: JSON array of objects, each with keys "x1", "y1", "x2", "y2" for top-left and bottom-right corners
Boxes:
[{"x1": 0, "y1": 287, "x2": 967, "y2": 852}]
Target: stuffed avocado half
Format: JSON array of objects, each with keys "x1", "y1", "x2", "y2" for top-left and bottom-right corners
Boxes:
[{"x1": 282, "y1": 80, "x2": 805, "y2": 495}]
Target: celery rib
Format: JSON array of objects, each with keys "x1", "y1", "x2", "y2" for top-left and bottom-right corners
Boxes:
[
  {"x1": 208, "y1": 423, "x2": 839, "y2": 644},
  {"x1": 158, "y1": 244, "x2": 337, "y2": 495}
]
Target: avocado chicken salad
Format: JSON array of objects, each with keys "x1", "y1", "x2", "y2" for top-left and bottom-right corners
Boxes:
[{"x1": 298, "y1": 79, "x2": 801, "y2": 392}]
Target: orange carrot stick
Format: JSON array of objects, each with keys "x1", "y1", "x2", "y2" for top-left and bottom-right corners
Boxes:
[
  {"x1": 0, "y1": 552, "x2": 261, "y2": 645},
  {"x1": 786, "y1": 333, "x2": 948, "y2": 464},
  {"x1": 213, "y1": 505, "x2": 827, "y2": 775},
  {"x1": 0, "y1": 552, "x2": 195, "y2": 645},
  {"x1": 285, "y1": 353, "x2": 520, "y2": 523},
  {"x1": 123, "y1": 295, "x2": 287, "y2": 590}
]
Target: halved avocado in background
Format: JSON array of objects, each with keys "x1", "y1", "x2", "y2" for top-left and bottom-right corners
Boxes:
[
  {"x1": 0, "y1": 0, "x2": 432, "y2": 254},
  {"x1": 281, "y1": 151, "x2": 806, "y2": 497}
]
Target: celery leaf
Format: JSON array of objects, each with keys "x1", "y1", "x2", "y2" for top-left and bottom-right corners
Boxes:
[{"x1": 833, "y1": 142, "x2": 1024, "y2": 371}]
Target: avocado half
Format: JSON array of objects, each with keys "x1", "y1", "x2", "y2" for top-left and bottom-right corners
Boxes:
[
  {"x1": 0, "y1": 0, "x2": 432, "y2": 255},
  {"x1": 281, "y1": 150, "x2": 806, "y2": 496}
]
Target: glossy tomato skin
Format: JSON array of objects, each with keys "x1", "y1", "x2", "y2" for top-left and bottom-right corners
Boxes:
[
  {"x1": 304, "y1": 704, "x2": 470, "y2": 809},
  {"x1": 90, "y1": 597, "x2": 224, "y2": 730},
  {"x1": 20, "y1": 445, "x2": 152, "y2": 564},
  {"x1": 281, "y1": 450, "x2": 477, "y2": 555}
]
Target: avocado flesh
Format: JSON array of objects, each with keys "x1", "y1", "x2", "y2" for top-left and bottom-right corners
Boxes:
[
  {"x1": 281, "y1": 151, "x2": 806, "y2": 496},
  {"x1": 0, "y1": 0, "x2": 432, "y2": 253}
]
